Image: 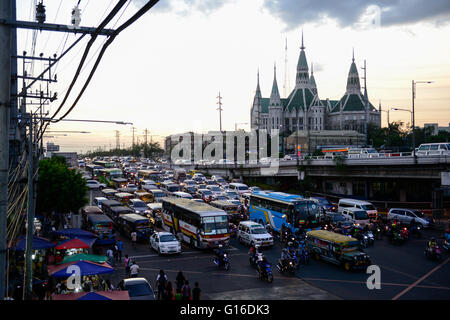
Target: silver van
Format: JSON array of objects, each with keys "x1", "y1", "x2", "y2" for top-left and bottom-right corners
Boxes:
[
  {"x1": 387, "y1": 208, "x2": 432, "y2": 228},
  {"x1": 341, "y1": 207, "x2": 370, "y2": 226},
  {"x1": 338, "y1": 198, "x2": 378, "y2": 219}
]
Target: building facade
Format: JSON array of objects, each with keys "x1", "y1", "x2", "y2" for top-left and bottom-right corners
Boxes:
[{"x1": 250, "y1": 33, "x2": 381, "y2": 136}]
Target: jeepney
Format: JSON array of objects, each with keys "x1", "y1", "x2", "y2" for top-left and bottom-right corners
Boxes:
[
  {"x1": 305, "y1": 230, "x2": 371, "y2": 271},
  {"x1": 209, "y1": 200, "x2": 241, "y2": 224},
  {"x1": 147, "y1": 203, "x2": 163, "y2": 227}
]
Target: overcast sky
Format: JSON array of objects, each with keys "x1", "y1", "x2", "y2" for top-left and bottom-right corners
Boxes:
[{"x1": 16, "y1": 0, "x2": 450, "y2": 153}]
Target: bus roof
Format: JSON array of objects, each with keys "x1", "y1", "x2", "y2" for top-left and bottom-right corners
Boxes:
[
  {"x1": 119, "y1": 214, "x2": 149, "y2": 223},
  {"x1": 100, "y1": 168, "x2": 122, "y2": 173},
  {"x1": 210, "y1": 200, "x2": 239, "y2": 208},
  {"x1": 110, "y1": 206, "x2": 134, "y2": 214},
  {"x1": 162, "y1": 197, "x2": 227, "y2": 217},
  {"x1": 87, "y1": 214, "x2": 112, "y2": 223},
  {"x1": 306, "y1": 230, "x2": 358, "y2": 244},
  {"x1": 114, "y1": 192, "x2": 133, "y2": 197},
  {"x1": 82, "y1": 206, "x2": 103, "y2": 214},
  {"x1": 101, "y1": 200, "x2": 121, "y2": 207},
  {"x1": 251, "y1": 191, "x2": 304, "y2": 204}
]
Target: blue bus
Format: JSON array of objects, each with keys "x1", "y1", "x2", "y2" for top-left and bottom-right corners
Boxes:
[{"x1": 249, "y1": 192, "x2": 320, "y2": 233}]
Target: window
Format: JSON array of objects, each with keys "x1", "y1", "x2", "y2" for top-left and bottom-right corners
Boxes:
[{"x1": 430, "y1": 145, "x2": 439, "y2": 150}]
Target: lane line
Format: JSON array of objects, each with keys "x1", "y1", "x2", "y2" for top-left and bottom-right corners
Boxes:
[
  {"x1": 130, "y1": 247, "x2": 239, "y2": 259},
  {"x1": 392, "y1": 257, "x2": 450, "y2": 300}
]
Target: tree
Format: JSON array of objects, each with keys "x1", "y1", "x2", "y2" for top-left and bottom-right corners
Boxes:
[{"x1": 36, "y1": 156, "x2": 88, "y2": 214}]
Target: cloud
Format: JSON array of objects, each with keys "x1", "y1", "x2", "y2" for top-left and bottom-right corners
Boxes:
[
  {"x1": 262, "y1": 0, "x2": 450, "y2": 30},
  {"x1": 133, "y1": 0, "x2": 231, "y2": 15}
]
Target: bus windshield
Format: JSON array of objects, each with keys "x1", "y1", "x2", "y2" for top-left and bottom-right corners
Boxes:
[
  {"x1": 202, "y1": 216, "x2": 228, "y2": 235},
  {"x1": 294, "y1": 201, "x2": 319, "y2": 221},
  {"x1": 135, "y1": 222, "x2": 149, "y2": 229}
]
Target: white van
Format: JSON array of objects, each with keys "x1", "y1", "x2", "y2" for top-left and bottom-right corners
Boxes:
[
  {"x1": 237, "y1": 221, "x2": 273, "y2": 247},
  {"x1": 341, "y1": 207, "x2": 370, "y2": 226},
  {"x1": 172, "y1": 191, "x2": 193, "y2": 200},
  {"x1": 347, "y1": 147, "x2": 378, "y2": 158},
  {"x1": 228, "y1": 183, "x2": 249, "y2": 195},
  {"x1": 338, "y1": 198, "x2": 377, "y2": 219},
  {"x1": 416, "y1": 143, "x2": 450, "y2": 156}
]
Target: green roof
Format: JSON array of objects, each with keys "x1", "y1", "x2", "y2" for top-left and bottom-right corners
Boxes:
[
  {"x1": 297, "y1": 50, "x2": 308, "y2": 69},
  {"x1": 286, "y1": 88, "x2": 315, "y2": 112},
  {"x1": 329, "y1": 93, "x2": 377, "y2": 113},
  {"x1": 349, "y1": 62, "x2": 358, "y2": 74}
]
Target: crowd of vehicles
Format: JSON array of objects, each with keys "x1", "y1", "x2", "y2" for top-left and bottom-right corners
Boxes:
[{"x1": 76, "y1": 155, "x2": 446, "y2": 287}]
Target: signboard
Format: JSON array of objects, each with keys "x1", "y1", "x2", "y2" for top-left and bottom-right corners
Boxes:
[{"x1": 441, "y1": 172, "x2": 450, "y2": 186}]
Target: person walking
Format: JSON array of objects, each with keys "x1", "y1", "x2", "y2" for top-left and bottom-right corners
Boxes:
[
  {"x1": 175, "y1": 271, "x2": 186, "y2": 293},
  {"x1": 192, "y1": 282, "x2": 201, "y2": 300},
  {"x1": 106, "y1": 247, "x2": 114, "y2": 267},
  {"x1": 181, "y1": 280, "x2": 192, "y2": 300},
  {"x1": 156, "y1": 270, "x2": 168, "y2": 300},
  {"x1": 164, "y1": 281, "x2": 174, "y2": 300},
  {"x1": 116, "y1": 239, "x2": 123, "y2": 261},
  {"x1": 129, "y1": 261, "x2": 139, "y2": 278},
  {"x1": 124, "y1": 255, "x2": 132, "y2": 278},
  {"x1": 131, "y1": 231, "x2": 137, "y2": 249}
]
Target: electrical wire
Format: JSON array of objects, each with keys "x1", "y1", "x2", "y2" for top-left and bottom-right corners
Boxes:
[{"x1": 51, "y1": 0, "x2": 160, "y2": 124}]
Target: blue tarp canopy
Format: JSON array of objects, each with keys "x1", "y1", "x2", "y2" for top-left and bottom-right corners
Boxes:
[
  {"x1": 78, "y1": 292, "x2": 111, "y2": 300},
  {"x1": 14, "y1": 235, "x2": 55, "y2": 251},
  {"x1": 53, "y1": 228, "x2": 97, "y2": 238},
  {"x1": 48, "y1": 260, "x2": 114, "y2": 278}
]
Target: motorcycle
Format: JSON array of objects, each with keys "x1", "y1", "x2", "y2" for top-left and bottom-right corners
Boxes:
[
  {"x1": 373, "y1": 225, "x2": 382, "y2": 240},
  {"x1": 276, "y1": 258, "x2": 296, "y2": 275},
  {"x1": 425, "y1": 245, "x2": 443, "y2": 262},
  {"x1": 443, "y1": 239, "x2": 449, "y2": 254},
  {"x1": 257, "y1": 262, "x2": 274, "y2": 283},
  {"x1": 409, "y1": 224, "x2": 422, "y2": 238},
  {"x1": 213, "y1": 253, "x2": 230, "y2": 270},
  {"x1": 249, "y1": 252, "x2": 262, "y2": 268},
  {"x1": 362, "y1": 230, "x2": 375, "y2": 246}
]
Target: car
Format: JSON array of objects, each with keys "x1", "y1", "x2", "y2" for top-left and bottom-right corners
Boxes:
[
  {"x1": 207, "y1": 185, "x2": 223, "y2": 196},
  {"x1": 150, "y1": 232, "x2": 182, "y2": 255},
  {"x1": 341, "y1": 207, "x2": 370, "y2": 226},
  {"x1": 204, "y1": 179, "x2": 218, "y2": 186},
  {"x1": 93, "y1": 197, "x2": 108, "y2": 209},
  {"x1": 282, "y1": 154, "x2": 299, "y2": 161},
  {"x1": 118, "y1": 278, "x2": 156, "y2": 300},
  {"x1": 126, "y1": 183, "x2": 138, "y2": 192},
  {"x1": 228, "y1": 183, "x2": 250, "y2": 195},
  {"x1": 249, "y1": 186, "x2": 261, "y2": 193},
  {"x1": 182, "y1": 179, "x2": 196, "y2": 187},
  {"x1": 325, "y1": 213, "x2": 354, "y2": 228},
  {"x1": 214, "y1": 195, "x2": 229, "y2": 201},
  {"x1": 227, "y1": 199, "x2": 241, "y2": 206},
  {"x1": 128, "y1": 199, "x2": 151, "y2": 215},
  {"x1": 182, "y1": 186, "x2": 197, "y2": 195},
  {"x1": 225, "y1": 190, "x2": 240, "y2": 200},
  {"x1": 197, "y1": 189, "x2": 214, "y2": 202},
  {"x1": 237, "y1": 221, "x2": 274, "y2": 247},
  {"x1": 191, "y1": 199, "x2": 204, "y2": 203},
  {"x1": 387, "y1": 208, "x2": 433, "y2": 228},
  {"x1": 86, "y1": 180, "x2": 106, "y2": 190}
]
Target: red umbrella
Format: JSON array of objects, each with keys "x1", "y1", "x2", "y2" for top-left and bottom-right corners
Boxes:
[{"x1": 55, "y1": 238, "x2": 91, "y2": 250}]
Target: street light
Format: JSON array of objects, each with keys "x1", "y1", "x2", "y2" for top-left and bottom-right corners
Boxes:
[{"x1": 411, "y1": 80, "x2": 433, "y2": 159}]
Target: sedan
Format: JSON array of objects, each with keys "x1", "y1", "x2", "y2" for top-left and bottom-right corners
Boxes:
[
  {"x1": 225, "y1": 190, "x2": 240, "y2": 200},
  {"x1": 150, "y1": 232, "x2": 181, "y2": 255},
  {"x1": 86, "y1": 180, "x2": 106, "y2": 190},
  {"x1": 118, "y1": 278, "x2": 155, "y2": 300},
  {"x1": 126, "y1": 183, "x2": 138, "y2": 192}
]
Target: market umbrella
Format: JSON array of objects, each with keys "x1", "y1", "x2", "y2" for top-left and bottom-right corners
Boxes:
[
  {"x1": 52, "y1": 291, "x2": 130, "y2": 300},
  {"x1": 59, "y1": 253, "x2": 108, "y2": 265},
  {"x1": 48, "y1": 261, "x2": 114, "y2": 278},
  {"x1": 56, "y1": 238, "x2": 92, "y2": 250},
  {"x1": 53, "y1": 228, "x2": 97, "y2": 238},
  {"x1": 14, "y1": 235, "x2": 55, "y2": 251}
]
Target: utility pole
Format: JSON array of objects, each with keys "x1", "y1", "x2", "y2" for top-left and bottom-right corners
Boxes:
[
  {"x1": 283, "y1": 37, "x2": 289, "y2": 98},
  {"x1": 115, "y1": 130, "x2": 120, "y2": 150},
  {"x1": 144, "y1": 129, "x2": 149, "y2": 158},
  {"x1": 131, "y1": 126, "x2": 136, "y2": 148},
  {"x1": 216, "y1": 92, "x2": 223, "y2": 132},
  {"x1": 0, "y1": 0, "x2": 12, "y2": 301}
]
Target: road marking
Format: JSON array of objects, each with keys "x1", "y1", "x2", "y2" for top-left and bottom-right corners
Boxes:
[
  {"x1": 392, "y1": 257, "x2": 450, "y2": 300},
  {"x1": 301, "y1": 277, "x2": 450, "y2": 290},
  {"x1": 130, "y1": 247, "x2": 239, "y2": 259}
]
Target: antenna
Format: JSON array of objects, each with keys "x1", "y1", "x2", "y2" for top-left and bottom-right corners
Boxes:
[
  {"x1": 216, "y1": 92, "x2": 223, "y2": 132},
  {"x1": 283, "y1": 37, "x2": 290, "y2": 98}
]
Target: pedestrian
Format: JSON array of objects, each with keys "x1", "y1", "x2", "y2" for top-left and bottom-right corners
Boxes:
[
  {"x1": 192, "y1": 282, "x2": 201, "y2": 300},
  {"x1": 181, "y1": 280, "x2": 192, "y2": 300},
  {"x1": 164, "y1": 281, "x2": 174, "y2": 300},
  {"x1": 156, "y1": 269, "x2": 168, "y2": 300},
  {"x1": 129, "y1": 261, "x2": 139, "y2": 278},
  {"x1": 131, "y1": 231, "x2": 137, "y2": 249},
  {"x1": 106, "y1": 247, "x2": 114, "y2": 267},
  {"x1": 124, "y1": 255, "x2": 131, "y2": 278},
  {"x1": 175, "y1": 271, "x2": 185, "y2": 293},
  {"x1": 116, "y1": 239, "x2": 123, "y2": 261},
  {"x1": 113, "y1": 242, "x2": 119, "y2": 262}
]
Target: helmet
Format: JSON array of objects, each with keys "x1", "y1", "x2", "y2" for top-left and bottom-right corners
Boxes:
[
  {"x1": 218, "y1": 244, "x2": 223, "y2": 248},
  {"x1": 282, "y1": 248, "x2": 287, "y2": 253},
  {"x1": 287, "y1": 242, "x2": 293, "y2": 247}
]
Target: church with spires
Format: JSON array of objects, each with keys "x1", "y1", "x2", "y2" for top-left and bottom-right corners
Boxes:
[{"x1": 250, "y1": 33, "x2": 381, "y2": 136}]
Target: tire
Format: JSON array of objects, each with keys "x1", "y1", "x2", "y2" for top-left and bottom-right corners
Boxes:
[
  {"x1": 314, "y1": 252, "x2": 320, "y2": 261},
  {"x1": 158, "y1": 248, "x2": 161, "y2": 255},
  {"x1": 268, "y1": 274, "x2": 273, "y2": 283}
]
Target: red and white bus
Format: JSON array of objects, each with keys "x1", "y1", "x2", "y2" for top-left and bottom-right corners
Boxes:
[{"x1": 161, "y1": 197, "x2": 230, "y2": 249}]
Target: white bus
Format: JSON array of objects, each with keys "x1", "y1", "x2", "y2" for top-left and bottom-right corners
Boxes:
[{"x1": 161, "y1": 197, "x2": 230, "y2": 249}]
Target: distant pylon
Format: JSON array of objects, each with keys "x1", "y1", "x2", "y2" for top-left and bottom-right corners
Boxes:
[
  {"x1": 216, "y1": 92, "x2": 223, "y2": 132},
  {"x1": 283, "y1": 37, "x2": 290, "y2": 98},
  {"x1": 115, "y1": 130, "x2": 120, "y2": 150}
]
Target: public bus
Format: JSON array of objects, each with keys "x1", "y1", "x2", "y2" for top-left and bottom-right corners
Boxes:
[
  {"x1": 249, "y1": 191, "x2": 320, "y2": 233},
  {"x1": 137, "y1": 170, "x2": 161, "y2": 183},
  {"x1": 161, "y1": 197, "x2": 230, "y2": 249},
  {"x1": 86, "y1": 164, "x2": 103, "y2": 178},
  {"x1": 85, "y1": 214, "x2": 115, "y2": 245},
  {"x1": 116, "y1": 214, "x2": 153, "y2": 242},
  {"x1": 98, "y1": 168, "x2": 123, "y2": 187},
  {"x1": 93, "y1": 160, "x2": 116, "y2": 168}
]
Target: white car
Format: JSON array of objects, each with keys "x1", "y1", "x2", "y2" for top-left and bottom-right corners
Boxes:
[
  {"x1": 237, "y1": 221, "x2": 274, "y2": 247},
  {"x1": 93, "y1": 197, "x2": 108, "y2": 209},
  {"x1": 86, "y1": 180, "x2": 106, "y2": 189},
  {"x1": 126, "y1": 183, "x2": 138, "y2": 192},
  {"x1": 150, "y1": 232, "x2": 182, "y2": 255}
]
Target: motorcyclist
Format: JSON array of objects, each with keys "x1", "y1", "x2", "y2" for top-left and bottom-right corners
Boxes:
[
  {"x1": 428, "y1": 237, "x2": 437, "y2": 250},
  {"x1": 257, "y1": 255, "x2": 270, "y2": 277},
  {"x1": 248, "y1": 244, "x2": 260, "y2": 265},
  {"x1": 214, "y1": 244, "x2": 226, "y2": 268},
  {"x1": 279, "y1": 248, "x2": 290, "y2": 270}
]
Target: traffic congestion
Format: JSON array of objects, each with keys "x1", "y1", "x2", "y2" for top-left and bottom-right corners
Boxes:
[{"x1": 40, "y1": 156, "x2": 447, "y2": 300}]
